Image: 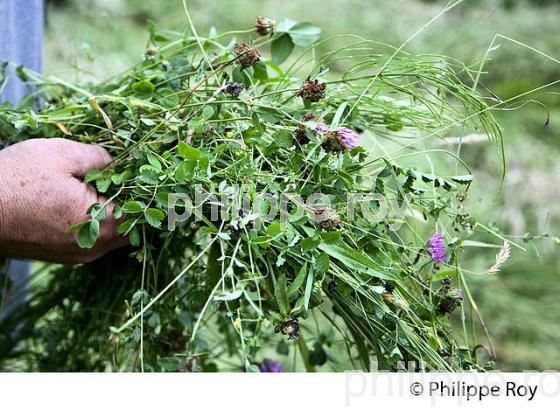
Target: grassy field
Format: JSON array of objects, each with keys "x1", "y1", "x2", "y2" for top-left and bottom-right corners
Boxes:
[{"x1": 43, "y1": 0, "x2": 560, "y2": 370}]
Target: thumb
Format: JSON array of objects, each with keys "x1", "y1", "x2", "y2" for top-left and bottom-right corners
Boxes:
[{"x1": 56, "y1": 139, "x2": 113, "y2": 177}]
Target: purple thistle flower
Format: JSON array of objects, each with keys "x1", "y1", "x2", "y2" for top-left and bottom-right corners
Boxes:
[
  {"x1": 259, "y1": 359, "x2": 284, "y2": 373},
  {"x1": 335, "y1": 127, "x2": 359, "y2": 150},
  {"x1": 315, "y1": 123, "x2": 329, "y2": 133},
  {"x1": 427, "y1": 233, "x2": 447, "y2": 262}
]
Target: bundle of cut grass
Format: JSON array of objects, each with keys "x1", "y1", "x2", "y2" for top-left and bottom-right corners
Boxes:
[{"x1": 0, "y1": 16, "x2": 503, "y2": 371}]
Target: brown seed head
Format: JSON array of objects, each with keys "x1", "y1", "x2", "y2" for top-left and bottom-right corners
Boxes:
[
  {"x1": 314, "y1": 207, "x2": 341, "y2": 230},
  {"x1": 298, "y1": 79, "x2": 326, "y2": 102},
  {"x1": 294, "y1": 125, "x2": 309, "y2": 145},
  {"x1": 255, "y1": 16, "x2": 275, "y2": 36},
  {"x1": 235, "y1": 43, "x2": 261, "y2": 68}
]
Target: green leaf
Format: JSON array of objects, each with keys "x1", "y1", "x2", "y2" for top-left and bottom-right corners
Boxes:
[
  {"x1": 202, "y1": 106, "x2": 215, "y2": 119},
  {"x1": 154, "y1": 87, "x2": 179, "y2": 109},
  {"x1": 273, "y1": 129, "x2": 293, "y2": 148},
  {"x1": 267, "y1": 222, "x2": 282, "y2": 237},
  {"x1": 76, "y1": 220, "x2": 99, "y2": 249},
  {"x1": 147, "y1": 312, "x2": 160, "y2": 328},
  {"x1": 89, "y1": 203, "x2": 107, "y2": 222},
  {"x1": 66, "y1": 220, "x2": 88, "y2": 234},
  {"x1": 274, "y1": 274, "x2": 290, "y2": 316},
  {"x1": 116, "y1": 218, "x2": 136, "y2": 235},
  {"x1": 276, "y1": 18, "x2": 297, "y2": 33},
  {"x1": 155, "y1": 192, "x2": 169, "y2": 207},
  {"x1": 138, "y1": 166, "x2": 159, "y2": 184},
  {"x1": 140, "y1": 118, "x2": 156, "y2": 126},
  {"x1": 314, "y1": 253, "x2": 330, "y2": 273},
  {"x1": 287, "y1": 22, "x2": 321, "y2": 46},
  {"x1": 111, "y1": 170, "x2": 132, "y2": 185},
  {"x1": 321, "y1": 231, "x2": 341, "y2": 244},
  {"x1": 131, "y1": 80, "x2": 155, "y2": 99},
  {"x1": 318, "y1": 241, "x2": 396, "y2": 280},
  {"x1": 271, "y1": 34, "x2": 294, "y2": 65},
  {"x1": 178, "y1": 141, "x2": 201, "y2": 160},
  {"x1": 175, "y1": 160, "x2": 197, "y2": 182},
  {"x1": 146, "y1": 153, "x2": 162, "y2": 172},
  {"x1": 129, "y1": 228, "x2": 140, "y2": 246},
  {"x1": 288, "y1": 263, "x2": 307, "y2": 298},
  {"x1": 96, "y1": 178, "x2": 111, "y2": 193},
  {"x1": 253, "y1": 61, "x2": 269, "y2": 81},
  {"x1": 144, "y1": 208, "x2": 165, "y2": 228},
  {"x1": 331, "y1": 102, "x2": 348, "y2": 129},
  {"x1": 431, "y1": 269, "x2": 457, "y2": 282},
  {"x1": 301, "y1": 236, "x2": 320, "y2": 251},
  {"x1": 158, "y1": 357, "x2": 179, "y2": 372},
  {"x1": 461, "y1": 240, "x2": 503, "y2": 248},
  {"x1": 122, "y1": 201, "x2": 144, "y2": 214},
  {"x1": 251, "y1": 112, "x2": 264, "y2": 134}
]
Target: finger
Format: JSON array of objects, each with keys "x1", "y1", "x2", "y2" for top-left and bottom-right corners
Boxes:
[{"x1": 55, "y1": 139, "x2": 113, "y2": 177}]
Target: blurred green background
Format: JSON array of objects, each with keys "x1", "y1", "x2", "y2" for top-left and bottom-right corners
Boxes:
[{"x1": 43, "y1": 0, "x2": 560, "y2": 370}]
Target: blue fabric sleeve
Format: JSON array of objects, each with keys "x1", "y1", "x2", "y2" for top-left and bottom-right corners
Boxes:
[
  {"x1": 0, "y1": 0, "x2": 44, "y2": 313},
  {"x1": 0, "y1": 0, "x2": 44, "y2": 104}
]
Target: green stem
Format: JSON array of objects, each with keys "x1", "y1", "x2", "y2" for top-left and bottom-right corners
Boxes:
[
  {"x1": 206, "y1": 241, "x2": 222, "y2": 290},
  {"x1": 297, "y1": 335, "x2": 316, "y2": 373}
]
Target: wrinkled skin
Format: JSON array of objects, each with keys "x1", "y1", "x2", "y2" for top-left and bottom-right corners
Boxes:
[{"x1": 0, "y1": 138, "x2": 128, "y2": 263}]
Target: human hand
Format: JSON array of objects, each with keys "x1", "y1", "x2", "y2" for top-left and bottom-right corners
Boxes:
[{"x1": 0, "y1": 138, "x2": 128, "y2": 263}]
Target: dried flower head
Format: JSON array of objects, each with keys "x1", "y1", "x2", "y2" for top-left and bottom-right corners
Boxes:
[
  {"x1": 255, "y1": 16, "x2": 275, "y2": 36},
  {"x1": 427, "y1": 232, "x2": 447, "y2": 262},
  {"x1": 235, "y1": 43, "x2": 261, "y2": 68},
  {"x1": 298, "y1": 79, "x2": 326, "y2": 102},
  {"x1": 302, "y1": 112, "x2": 319, "y2": 122},
  {"x1": 259, "y1": 359, "x2": 284, "y2": 372},
  {"x1": 437, "y1": 278, "x2": 463, "y2": 315},
  {"x1": 145, "y1": 47, "x2": 158, "y2": 56},
  {"x1": 437, "y1": 289, "x2": 464, "y2": 315},
  {"x1": 314, "y1": 207, "x2": 341, "y2": 230},
  {"x1": 294, "y1": 125, "x2": 310, "y2": 144},
  {"x1": 279, "y1": 318, "x2": 300, "y2": 340},
  {"x1": 222, "y1": 82, "x2": 245, "y2": 97}
]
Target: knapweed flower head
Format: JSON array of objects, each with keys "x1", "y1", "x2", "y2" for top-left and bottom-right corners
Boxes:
[
  {"x1": 259, "y1": 359, "x2": 284, "y2": 372},
  {"x1": 428, "y1": 232, "x2": 447, "y2": 262},
  {"x1": 319, "y1": 125, "x2": 360, "y2": 153},
  {"x1": 255, "y1": 16, "x2": 275, "y2": 36},
  {"x1": 336, "y1": 127, "x2": 359, "y2": 150},
  {"x1": 298, "y1": 79, "x2": 326, "y2": 102},
  {"x1": 235, "y1": 43, "x2": 261, "y2": 68},
  {"x1": 315, "y1": 123, "x2": 329, "y2": 134}
]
